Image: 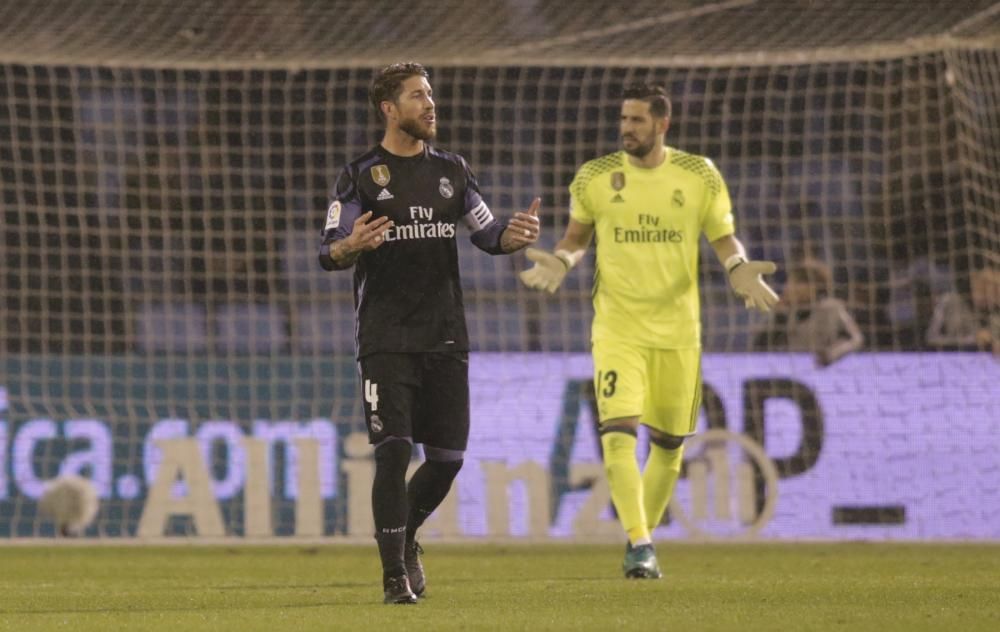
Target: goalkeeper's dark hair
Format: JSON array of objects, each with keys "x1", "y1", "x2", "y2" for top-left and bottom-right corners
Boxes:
[
  {"x1": 622, "y1": 83, "x2": 672, "y2": 119},
  {"x1": 370, "y1": 62, "x2": 430, "y2": 123}
]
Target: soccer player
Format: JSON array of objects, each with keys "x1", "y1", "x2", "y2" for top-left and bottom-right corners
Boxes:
[
  {"x1": 318, "y1": 62, "x2": 540, "y2": 604},
  {"x1": 519, "y1": 83, "x2": 777, "y2": 578}
]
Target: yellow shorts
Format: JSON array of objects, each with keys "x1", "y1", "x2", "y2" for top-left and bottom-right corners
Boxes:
[{"x1": 591, "y1": 340, "x2": 702, "y2": 436}]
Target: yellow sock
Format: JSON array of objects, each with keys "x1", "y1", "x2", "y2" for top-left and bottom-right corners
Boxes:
[
  {"x1": 642, "y1": 444, "x2": 684, "y2": 532},
  {"x1": 600, "y1": 431, "x2": 649, "y2": 544}
]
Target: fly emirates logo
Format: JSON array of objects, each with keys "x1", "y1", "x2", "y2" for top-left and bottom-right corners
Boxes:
[
  {"x1": 613, "y1": 212, "x2": 684, "y2": 244},
  {"x1": 384, "y1": 205, "x2": 456, "y2": 242}
]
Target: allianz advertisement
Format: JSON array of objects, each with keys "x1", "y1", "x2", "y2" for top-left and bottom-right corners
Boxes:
[{"x1": 1, "y1": 353, "x2": 997, "y2": 540}]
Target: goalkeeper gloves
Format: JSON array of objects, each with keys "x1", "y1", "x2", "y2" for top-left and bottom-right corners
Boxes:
[
  {"x1": 519, "y1": 247, "x2": 583, "y2": 293},
  {"x1": 725, "y1": 254, "x2": 779, "y2": 312}
]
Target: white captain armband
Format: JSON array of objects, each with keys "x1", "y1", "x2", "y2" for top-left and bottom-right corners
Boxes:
[{"x1": 461, "y1": 201, "x2": 496, "y2": 231}]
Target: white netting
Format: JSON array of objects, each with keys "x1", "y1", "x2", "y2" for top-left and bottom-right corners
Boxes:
[{"x1": 1, "y1": 0, "x2": 998, "y2": 540}]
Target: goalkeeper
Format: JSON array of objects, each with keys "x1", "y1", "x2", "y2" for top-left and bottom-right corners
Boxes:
[{"x1": 520, "y1": 83, "x2": 777, "y2": 579}]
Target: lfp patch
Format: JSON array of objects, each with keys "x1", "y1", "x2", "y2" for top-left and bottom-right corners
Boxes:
[{"x1": 325, "y1": 200, "x2": 342, "y2": 230}]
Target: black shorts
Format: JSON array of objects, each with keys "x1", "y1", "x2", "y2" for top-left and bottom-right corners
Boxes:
[{"x1": 357, "y1": 351, "x2": 470, "y2": 451}]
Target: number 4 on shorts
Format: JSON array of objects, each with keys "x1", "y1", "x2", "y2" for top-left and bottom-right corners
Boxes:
[{"x1": 364, "y1": 379, "x2": 379, "y2": 412}]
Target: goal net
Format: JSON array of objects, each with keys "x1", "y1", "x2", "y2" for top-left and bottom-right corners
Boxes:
[{"x1": 1, "y1": 0, "x2": 998, "y2": 540}]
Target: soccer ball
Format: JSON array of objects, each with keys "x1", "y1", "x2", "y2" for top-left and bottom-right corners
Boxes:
[{"x1": 38, "y1": 475, "x2": 100, "y2": 536}]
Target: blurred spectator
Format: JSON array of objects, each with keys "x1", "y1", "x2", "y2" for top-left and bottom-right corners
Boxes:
[
  {"x1": 849, "y1": 283, "x2": 894, "y2": 350},
  {"x1": 927, "y1": 265, "x2": 1000, "y2": 355},
  {"x1": 974, "y1": 266, "x2": 1000, "y2": 356},
  {"x1": 926, "y1": 291, "x2": 978, "y2": 349},
  {"x1": 753, "y1": 258, "x2": 864, "y2": 367},
  {"x1": 886, "y1": 256, "x2": 953, "y2": 350}
]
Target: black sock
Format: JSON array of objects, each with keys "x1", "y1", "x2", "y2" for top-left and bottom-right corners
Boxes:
[
  {"x1": 405, "y1": 459, "x2": 463, "y2": 542},
  {"x1": 372, "y1": 439, "x2": 412, "y2": 580}
]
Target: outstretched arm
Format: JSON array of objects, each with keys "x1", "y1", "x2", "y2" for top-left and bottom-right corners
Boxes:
[
  {"x1": 710, "y1": 234, "x2": 779, "y2": 312},
  {"x1": 519, "y1": 218, "x2": 594, "y2": 293}
]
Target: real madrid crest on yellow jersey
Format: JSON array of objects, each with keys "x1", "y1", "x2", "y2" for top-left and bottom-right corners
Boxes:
[
  {"x1": 610, "y1": 171, "x2": 626, "y2": 203},
  {"x1": 371, "y1": 165, "x2": 391, "y2": 187}
]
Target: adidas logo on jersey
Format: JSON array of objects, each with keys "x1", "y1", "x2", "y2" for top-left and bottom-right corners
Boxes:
[
  {"x1": 377, "y1": 188, "x2": 394, "y2": 201},
  {"x1": 611, "y1": 193, "x2": 625, "y2": 203}
]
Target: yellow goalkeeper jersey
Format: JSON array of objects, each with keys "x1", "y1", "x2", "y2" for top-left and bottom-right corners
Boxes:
[{"x1": 569, "y1": 148, "x2": 735, "y2": 349}]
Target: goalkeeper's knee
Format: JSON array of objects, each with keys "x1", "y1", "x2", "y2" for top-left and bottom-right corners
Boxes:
[{"x1": 649, "y1": 432, "x2": 685, "y2": 451}]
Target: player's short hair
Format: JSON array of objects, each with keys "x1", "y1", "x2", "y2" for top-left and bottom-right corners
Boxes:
[
  {"x1": 370, "y1": 62, "x2": 430, "y2": 123},
  {"x1": 622, "y1": 83, "x2": 672, "y2": 119}
]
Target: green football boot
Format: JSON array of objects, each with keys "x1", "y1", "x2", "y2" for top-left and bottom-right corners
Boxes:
[{"x1": 623, "y1": 542, "x2": 663, "y2": 579}]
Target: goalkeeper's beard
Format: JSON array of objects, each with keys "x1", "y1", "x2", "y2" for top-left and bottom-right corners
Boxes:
[
  {"x1": 400, "y1": 116, "x2": 436, "y2": 142},
  {"x1": 622, "y1": 135, "x2": 657, "y2": 159}
]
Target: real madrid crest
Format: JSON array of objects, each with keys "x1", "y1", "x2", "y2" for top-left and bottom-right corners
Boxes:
[
  {"x1": 611, "y1": 171, "x2": 625, "y2": 191},
  {"x1": 672, "y1": 189, "x2": 685, "y2": 207},
  {"x1": 371, "y1": 165, "x2": 391, "y2": 187},
  {"x1": 439, "y1": 177, "x2": 454, "y2": 199},
  {"x1": 370, "y1": 414, "x2": 383, "y2": 434}
]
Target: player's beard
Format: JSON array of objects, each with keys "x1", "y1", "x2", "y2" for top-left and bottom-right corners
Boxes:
[
  {"x1": 622, "y1": 134, "x2": 657, "y2": 159},
  {"x1": 399, "y1": 115, "x2": 436, "y2": 142}
]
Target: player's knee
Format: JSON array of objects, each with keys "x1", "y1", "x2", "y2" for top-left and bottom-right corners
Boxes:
[
  {"x1": 429, "y1": 458, "x2": 463, "y2": 481},
  {"x1": 423, "y1": 445, "x2": 463, "y2": 462},
  {"x1": 649, "y1": 432, "x2": 685, "y2": 451},
  {"x1": 374, "y1": 436, "x2": 413, "y2": 470},
  {"x1": 423, "y1": 446, "x2": 464, "y2": 477},
  {"x1": 599, "y1": 424, "x2": 638, "y2": 438}
]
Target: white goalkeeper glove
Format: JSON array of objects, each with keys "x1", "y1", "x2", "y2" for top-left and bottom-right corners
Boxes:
[
  {"x1": 519, "y1": 247, "x2": 583, "y2": 293},
  {"x1": 726, "y1": 254, "x2": 779, "y2": 312}
]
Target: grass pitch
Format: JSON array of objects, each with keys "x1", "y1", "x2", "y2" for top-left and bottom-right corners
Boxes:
[{"x1": 1, "y1": 543, "x2": 997, "y2": 631}]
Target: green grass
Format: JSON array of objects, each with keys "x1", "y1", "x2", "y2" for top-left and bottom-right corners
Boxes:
[{"x1": 1, "y1": 543, "x2": 998, "y2": 631}]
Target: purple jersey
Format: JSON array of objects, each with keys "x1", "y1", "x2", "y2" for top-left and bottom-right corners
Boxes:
[{"x1": 320, "y1": 145, "x2": 507, "y2": 358}]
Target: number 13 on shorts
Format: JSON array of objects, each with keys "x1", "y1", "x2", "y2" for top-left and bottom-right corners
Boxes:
[
  {"x1": 592, "y1": 340, "x2": 647, "y2": 425},
  {"x1": 596, "y1": 370, "x2": 618, "y2": 398}
]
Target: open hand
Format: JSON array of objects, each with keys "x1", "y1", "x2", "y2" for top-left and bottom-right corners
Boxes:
[
  {"x1": 347, "y1": 211, "x2": 393, "y2": 253},
  {"x1": 729, "y1": 260, "x2": 779, "y2": 312}
]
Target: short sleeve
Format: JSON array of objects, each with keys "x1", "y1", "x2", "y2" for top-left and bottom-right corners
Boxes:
[
  {"x1": 568, "y1": 168, "x2": 595, "y2": 225},
  {"x1": 322, "y1": 166, "x2": 364, "y2": 242},
  {"x1": 701, "y1": 159, "x2": 735, "y2": 241},
  {"x1": 458, "y1": 156, "x2": 490, "y2": 224}
]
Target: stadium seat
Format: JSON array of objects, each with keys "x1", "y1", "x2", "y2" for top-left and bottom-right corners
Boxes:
[
  {"x1": 135, "y1": 302, "x2": 208, "y2": 353},
  {"x1": 215, "y1": 303, "x2": 289, "y2": 354},
  {"x1": 282, "y1": 228, "x2": 354, "y2": 294},
  {"x1": 531, "y1": 296, "x2": 593, "y2": 352},
  {"x1": 702, "y1": 286, "x2": 754, "y2": 351},
  {"x1": 464, "y1": 293, "x2": 526, "y2": 352},
  {"x1": 457, "y1": 236, "x2": 520, "y2": 292},
  {"x1": 293, "y1": 299, "x2": 356, "y2": 354}
]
